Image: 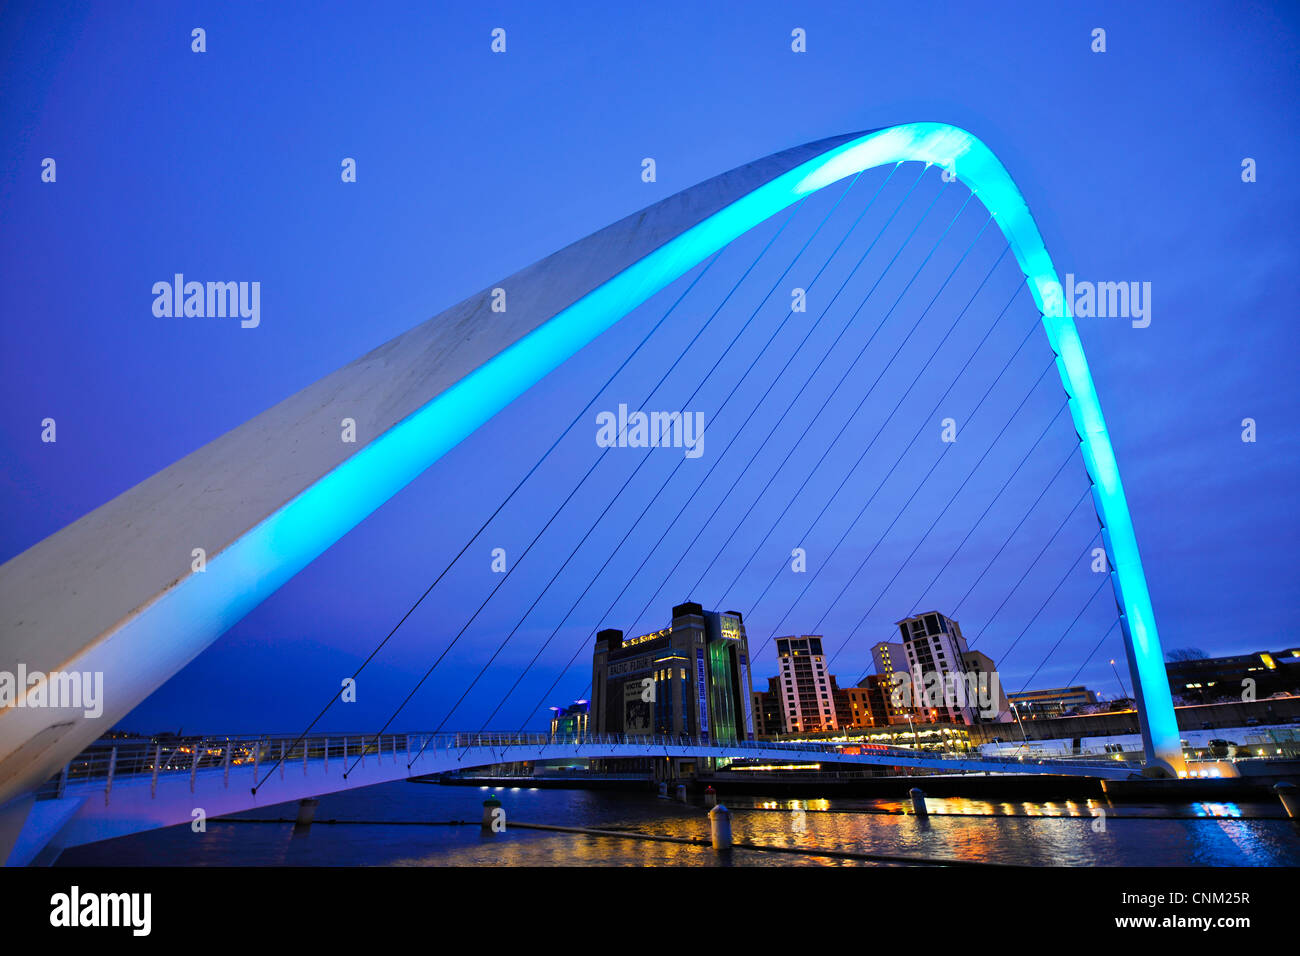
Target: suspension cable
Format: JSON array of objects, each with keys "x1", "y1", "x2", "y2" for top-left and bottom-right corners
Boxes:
[
  {"x1": 825, "y1": 388, "x2": 1068, "y2": 669},
  {"x1": 745, "y1": 291, "x2": 1037, "y2": 667},
  {"x1": 390, "y1": 167, "x2": 893, "y2": 766}
]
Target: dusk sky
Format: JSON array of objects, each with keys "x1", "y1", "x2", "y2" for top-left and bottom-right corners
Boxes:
[{"x1": 1, "y1": 1, "x2": 1297, "y2": 737}]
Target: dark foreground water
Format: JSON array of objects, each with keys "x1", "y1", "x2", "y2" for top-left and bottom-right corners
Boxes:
[{"x1": 55, "y1": 781, "x2": 1300, "y2": 867}]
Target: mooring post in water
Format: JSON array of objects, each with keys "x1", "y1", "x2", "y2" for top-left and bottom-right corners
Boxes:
[
  {"x1": 676, "y1": 783, "x2": 688, "y2": 803},
  {"x1": 482, "y1": 794, "x2": 503, "y2": 832},
  {"x1": 709, "y1": 804, "x2": 732, "y2": 850},
  {"x1": 910, "y1": 787, "x2": 929, "y2": 818},
  {"x1": 294, "y1": 798, "x2": 319, "y2": 830},
  {"x1": 1275, "y1": 782, "x2": 1298, "y2": 819},
  {"x1": 705, "y1": 785, "x2": 717, "y2": 807}
]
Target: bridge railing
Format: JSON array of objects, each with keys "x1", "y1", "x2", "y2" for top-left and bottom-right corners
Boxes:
[
  {"x1": 36, "y1": 730, "x2": 1154, "y2": 801},
  {"x1": 34, "y1": 732, "x2": 419, "y2": 800}
]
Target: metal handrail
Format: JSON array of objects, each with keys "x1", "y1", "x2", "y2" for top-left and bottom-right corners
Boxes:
[{"x1": 34, "y1": 729, "x2": 1164, "y2": 800}]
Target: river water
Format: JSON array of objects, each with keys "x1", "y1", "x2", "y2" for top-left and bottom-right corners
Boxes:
[{"x1": 54, "y1": 780, "x2": 1300, "y2": 867}]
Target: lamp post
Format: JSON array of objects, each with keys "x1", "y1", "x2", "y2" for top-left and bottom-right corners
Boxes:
[
  {"x1": 905, "y1": 713, "x2": 921, "y2": 749},
  {"x1": 1010, "y1": 701, "x2": 1028, "y2": 742}
]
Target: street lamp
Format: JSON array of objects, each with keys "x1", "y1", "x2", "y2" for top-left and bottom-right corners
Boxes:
[
  {"x1": 1010, "y1": 701, "x2": 1028, "y2": 742},
  {"x1": 905, "y1": 713, "x2": 921, "y2": 748}
]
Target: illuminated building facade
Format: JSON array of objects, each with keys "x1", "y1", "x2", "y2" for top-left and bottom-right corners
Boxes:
[
  {"x1": 591, "y1": 601, "x2": 754, "y2": 741},
  {"x1": 774, "y1": 636, "x2": 836, "y2": 733},
  {"x1": 832, "y1": 681, "x2": 876, "y2": 729},
  {"x1": 548, "y1": 699, "x2": 590, "y2": 736},
  {"x1": 960, "y1": 648, "x2": 1012, "y2": 722},
  {"x1": 757, "y1": 663, "x2": 892, "y2": 734},
  {"x1": 898, "y1": 611, "x2": 1011, "y2": 726},
  {"x1": 1007, "y1": 686, "x2": 1099, "y2": 719},
  {"x1": 867, "y1": 641, "x2": 914, "y2": 725},
  {"x1": 752, "y1": 677, "x2": 786, "y2": 737},
  {"x1": 838, "y1": 673, "x2": 898, "y2": 727},
  {"x1": 1164, "y1": 648, "x2": 1300, "y2": 704},
  {"x1": 899, "y1": 611, "x2": 973, "y2": 724},
  {"x1": 871, "y1": 641, "x2": 910, "y2": 682}
]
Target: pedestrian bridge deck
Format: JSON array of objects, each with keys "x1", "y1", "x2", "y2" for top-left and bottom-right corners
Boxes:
[{"x1": 7, "y1": 731, "x2": 1141, "y2": 865}]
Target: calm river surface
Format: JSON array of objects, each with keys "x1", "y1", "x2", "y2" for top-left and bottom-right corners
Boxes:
[{"x1": 55, "y1": 780, "x2": 1300, "y2": 866}]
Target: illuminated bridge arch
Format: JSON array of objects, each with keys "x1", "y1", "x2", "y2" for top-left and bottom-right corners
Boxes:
[{"x1": 0, "y1": 123, "x2": 1181, "y2": 816}]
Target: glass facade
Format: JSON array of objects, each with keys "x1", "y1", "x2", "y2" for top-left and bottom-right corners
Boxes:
[
  {"x1": 708, "y1": 640, "x2": 738, "y2": 742},
  {"x1": 591, "y1": 602, "x2": 754, "y2": 742}
]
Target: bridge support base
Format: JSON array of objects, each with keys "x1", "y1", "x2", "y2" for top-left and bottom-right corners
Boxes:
[
  {"x1": 482, "y1": 794, "x2": 503, "y2": 832},
  {"x1": 709, "y1": 805, "x2": 732, "y2": 850},
  {"x1": 0, "y1": 795, "x2": 35, "y2": 866},
  {"x1": 1139, "y1": 761, "x2": 1179, "y2": 780},
  {"x1": 293, "y1": 798, "x2": 319, "y2": 831},
  {"x1": 1, "y1": 793, "x2": 85, "y2": 867}
]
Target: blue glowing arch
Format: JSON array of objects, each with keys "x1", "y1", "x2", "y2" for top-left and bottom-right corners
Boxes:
[
  {"x1": 209, "y1": 124, "x2": 1183, "y2": 772},
  {"x1": 0, "y1": 124, "x2": 1182, "y2": 807}
]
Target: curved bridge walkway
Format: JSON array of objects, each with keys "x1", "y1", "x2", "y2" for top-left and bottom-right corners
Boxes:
[{"x1": 7, "y1": 731, "x2": 1142, "y2": 864}]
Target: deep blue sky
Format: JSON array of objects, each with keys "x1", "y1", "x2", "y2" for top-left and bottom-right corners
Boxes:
[{"x1": 2, "y1": 1, "x2": 1297, "y2": 735}]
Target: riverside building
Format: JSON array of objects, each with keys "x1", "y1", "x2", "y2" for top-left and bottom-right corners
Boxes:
[
  {"x1": 897, "y1": 611, "x2": 1011, "y2": 725},
  {"x1": 774, "y1": 636, "x2": 837, "y2": 733},
  {"x1": 591, "y1": 601, "x2": 755, "y2": 742}
]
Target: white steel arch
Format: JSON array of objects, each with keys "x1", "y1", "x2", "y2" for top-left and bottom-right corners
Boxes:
[{"x1": 0, "y1": 125, "x2": 1180, "y2": 828}]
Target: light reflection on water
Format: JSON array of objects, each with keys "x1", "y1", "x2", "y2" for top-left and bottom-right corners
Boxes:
[{"x1": 54, "y1": 782, "x2": 1300, "y2": 867}]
